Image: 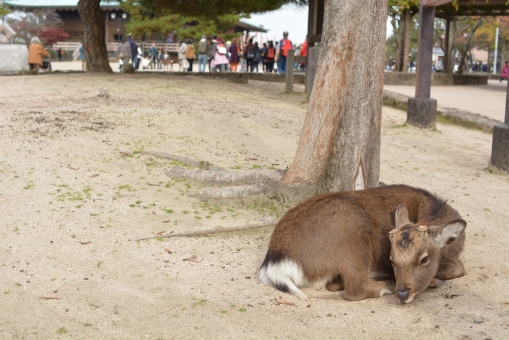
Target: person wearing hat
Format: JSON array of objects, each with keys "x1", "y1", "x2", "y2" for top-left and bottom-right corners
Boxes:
[
  {"x1": 197, "y1": 35, "x2": 208, "y2": 72},
  {"x1": 276, "y1": 31, "x2": 293, "y2": 74},
  {"x1": 28, "y1": 37, "x2": 49, "y2": 73},
  {"x1": 116, "y1": 37, "x2": 132, "y2": 71}
]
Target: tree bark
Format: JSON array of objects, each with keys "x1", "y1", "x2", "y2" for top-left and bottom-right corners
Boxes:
[
  {"x1": 395, "y1": 16, "x2": 404, "y2": 72},
  {"x1": 281, "y1": 0, "x2": 387, "y2": 200},
  {"x1": 457, "y1": 19, "x2": 484, "y2": 75},
  {"x1": 402, "y1": 9, "x2": 411, "y2": 72},
  {"x1": 77, "y1": 0, "x2": 112, "y2": 73},
  {"x1": 447, "y1": 18, "x2": 456, "y2": 73}
]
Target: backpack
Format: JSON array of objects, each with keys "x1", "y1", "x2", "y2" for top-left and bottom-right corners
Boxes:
[
  {"x1": 280, "y1": 38, "x2": 292, "y2": 57},
  {"x1": 198, "y1": 40, "x2": 207, "y2": 54},
  {"x1": 254, "y1": 50, "x2": 261, "y2": 62},
  {"x1": 267, "y1": 47, "x2": 275, "y2": 59},
  {"x1": 247, "y1": 47, "x2": 255, "y2": 59},
  {"x1": 217, "y1": 43, "x2": 226, "y2": 55}
]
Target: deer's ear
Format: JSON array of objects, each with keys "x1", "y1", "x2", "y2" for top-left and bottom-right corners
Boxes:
[
  {"x1": 394, "y1": 204, "x2": 410, "y2": 230},
  {"x1": 432, "y1": 220, "x2": 466, "y2": 248}
]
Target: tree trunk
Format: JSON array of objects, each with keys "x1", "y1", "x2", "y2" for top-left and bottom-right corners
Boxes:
[
  {"x1": 447, "y1": 18, "x2": 456, "y2": 73},
  {"x1": 77, "y1": 0, "x2": 112, "y2": 73},
  {"x1": 281, "y1": 0, "x2": 387, "y2": 201},
  {"x1": 457, "y1": 19, "x2": 484, "y2": 75},
  {"x1": 395, "y1": 15, "x2": 405, "y2": 72},
  {"x1": 457, "y1": 49, "x2": 467, "y2": 75},
  {"x1": 402, "y1": 9, "x2": 411, "y2": 72}
]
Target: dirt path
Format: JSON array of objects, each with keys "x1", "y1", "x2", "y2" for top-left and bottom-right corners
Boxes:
[{"x1": 0, "y1": 73, "x2": 508, "y2": 339}]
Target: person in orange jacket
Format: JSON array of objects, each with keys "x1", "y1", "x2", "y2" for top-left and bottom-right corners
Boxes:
[{"x1": 28, "y1": 37, "x2": 49, "y2": 72}]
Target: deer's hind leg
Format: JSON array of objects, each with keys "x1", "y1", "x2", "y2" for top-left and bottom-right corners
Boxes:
[
  {"x1": 326, "y1": 276, "x2": 344, "y2": 292},
  {"x1": 342, "y1": 272, "x2": 392, "y2": 301},
  {"x1": 339, "y1": 237, "x2": 392, "y2": 301}
]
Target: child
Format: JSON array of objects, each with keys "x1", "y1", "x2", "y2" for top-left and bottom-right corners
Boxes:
[
  {"x1": 157, "y1": 48, "x2": 164, "y2": 69},
  {"x1": 118, "y1": 55, "x2": 124, "y2": 70}
]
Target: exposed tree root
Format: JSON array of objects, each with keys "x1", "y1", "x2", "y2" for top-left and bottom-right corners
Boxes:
[
  {"x1": 136, "y1": 222, "x2": 275, "y2": 242},
  {"x1": 167, "y1": 167, "x2": 285, "y2": 185},
  {"x1": 145, "y1": 150, "x2": 289, "y2": 200},
  {"x1": 188, "y1": 184, "x2": 265, "y2": 199},
  {"x1": 141, "y1": 151, "x2": 223, "y2": 170}
]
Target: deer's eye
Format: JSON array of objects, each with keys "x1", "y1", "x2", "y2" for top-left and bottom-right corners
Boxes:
[{"x1": 420, "y1": 256, "x2": 429, "y2": 266}]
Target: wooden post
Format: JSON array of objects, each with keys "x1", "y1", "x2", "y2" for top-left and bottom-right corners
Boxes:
[
  {"x1": 308, "y1": 0, "x2": 317, "y2": 48},
  {"x1": 407, "y1": 5, "x2": 437, "y2": 128},
  {"x1": 285, "y1": 49, "x2": 295, "y2": 92},
  {"x1": 306, "y1": 47, "x2": 319, "y2": 101}
]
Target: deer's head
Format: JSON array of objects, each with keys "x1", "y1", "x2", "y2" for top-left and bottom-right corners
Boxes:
[{"x1": 389, "y1": 204, "x2": 466, "y2": 303}]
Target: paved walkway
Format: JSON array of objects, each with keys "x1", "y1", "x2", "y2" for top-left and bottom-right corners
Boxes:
[{"x1": 385, "y1": 80, "x2": 508, "y2": 123}]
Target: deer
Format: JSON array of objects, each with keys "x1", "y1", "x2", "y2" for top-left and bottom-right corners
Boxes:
[
  {"x1": 160, "y1": 56, "x2": 179, "y2": 71},
  {"x1": 258, "y1": 184, "x2": 466, "y2": 303}
]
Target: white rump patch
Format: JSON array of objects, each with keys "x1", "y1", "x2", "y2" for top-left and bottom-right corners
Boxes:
[{"x1": 258, "y1": 259, "x2": 309, "y2": 301}]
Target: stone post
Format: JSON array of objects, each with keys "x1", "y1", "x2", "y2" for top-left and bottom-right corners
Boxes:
[
  {"x1": 407, "y1": 6, "x2": 437, "y2": 129},
  {"x1": 490, "y1": 81, "x2": 509, "y2": 172}
]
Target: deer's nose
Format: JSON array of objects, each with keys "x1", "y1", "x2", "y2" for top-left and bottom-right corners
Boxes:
[{"x1": 396, "y1": 288, "x2": 410, "y2": 302}]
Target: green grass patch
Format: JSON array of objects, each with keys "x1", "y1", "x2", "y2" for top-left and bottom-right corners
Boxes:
[
  {"x1": 192, "y1": 299, "x2": 207, "y2": 307},
  {"x1": 56, "y1": 327, "x2": 68, "y2": 334}
]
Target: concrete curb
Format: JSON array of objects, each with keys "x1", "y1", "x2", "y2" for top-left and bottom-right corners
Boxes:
[
  {"x1": 162, "y1": 71, "x2": 306, "y2": 84},
  {"x1": 383, "y1": 90, "x2": 501, "y2": 133}
]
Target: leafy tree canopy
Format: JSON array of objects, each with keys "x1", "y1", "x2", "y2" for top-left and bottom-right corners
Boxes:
[
  {"x1": 143, "y1": 0, "x2": 307, "y2": 17},
  {"x1": 122, "y1": 0, "x2": 246, "y2": 42},
  {"x1": 7, "y1": 10, "x2": 69, "y2": 46},
  {"x1": 1, "y1": 2, "x2": 12, "y2": 20},
  {"x1": 388, "y1": 0, "x2": 420, "y2": 14}
]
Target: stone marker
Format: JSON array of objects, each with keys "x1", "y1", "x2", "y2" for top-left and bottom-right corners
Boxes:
[{"x1": 0, "y1": 23, "x2": 30, "y2": 74}]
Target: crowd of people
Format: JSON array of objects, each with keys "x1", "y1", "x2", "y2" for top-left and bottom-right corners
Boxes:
[
  {"x1": 115, "y1": 31, "x2": 308, "y2": 74},
  {"x1": 29, "y1": 31, "x2": 309, "y2": 74}
]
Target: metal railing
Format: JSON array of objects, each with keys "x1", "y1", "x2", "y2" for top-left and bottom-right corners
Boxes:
[{"x1": 52, "y1": 41, "x2": 179, "y2": 54}]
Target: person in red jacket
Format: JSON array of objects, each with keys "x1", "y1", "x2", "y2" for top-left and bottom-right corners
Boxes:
[
  {"x1": 299, "y1": 36, "x2": 308, "y2": 73},
  {"x1": 276, "y1": 31, "x2": 292, "y2": 74}
]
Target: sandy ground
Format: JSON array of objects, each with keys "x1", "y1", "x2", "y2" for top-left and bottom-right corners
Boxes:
[{"x1": 0, "y1": 73, "x2": 508, "y2": 339}]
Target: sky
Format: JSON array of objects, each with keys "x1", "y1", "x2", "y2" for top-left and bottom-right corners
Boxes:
[
  {"x1": 245, "y1": 4, "x2": 308, "y2": 45},
  {"x1": 245, "y1": 5, "x2": 393, "y2": 45}
]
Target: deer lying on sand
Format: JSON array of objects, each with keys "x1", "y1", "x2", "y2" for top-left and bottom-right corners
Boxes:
[{"x1": 258, "y1": 185, "x2": 466, "y2": 303}]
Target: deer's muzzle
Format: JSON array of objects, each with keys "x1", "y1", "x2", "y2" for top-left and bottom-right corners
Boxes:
[{"x1": 396, "y1": 287, "x2": 411, "y2": 302}]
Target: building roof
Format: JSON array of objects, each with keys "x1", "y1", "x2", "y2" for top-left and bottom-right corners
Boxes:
[
  {"x1": 4, "y1": 0, "x2": 120, "y2": 9},
  {"x1": 435, "y1": 0, "x2": 509, "y2": 17},
  {"x1": 236, "y1": 20, "x2": 268, "y2": 33}
]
